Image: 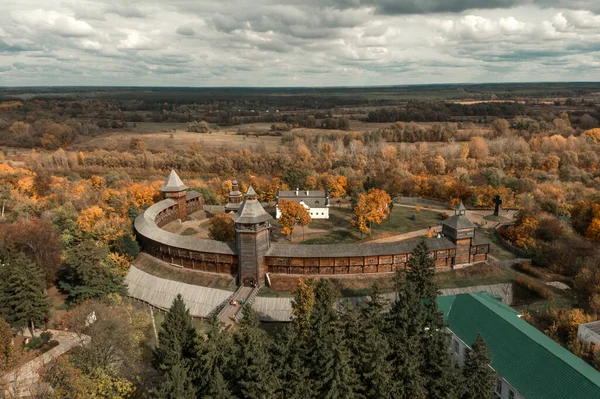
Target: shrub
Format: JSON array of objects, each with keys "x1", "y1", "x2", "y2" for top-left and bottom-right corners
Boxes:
[
  {"x1": 514, "y1": 262, "x2": 546, "y2": 280},
  {"x1": 439, "y1": 212, "x2": 450, "y2": 220},
  {"x1": 514, "y1": 275, "x2": 554, "y2": 299},
  {"x1": 25, "y1": 337, "x2": 45, "y2": 350}
]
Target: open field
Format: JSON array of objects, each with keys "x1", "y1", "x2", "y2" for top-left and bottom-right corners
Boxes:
[
  {"x1": 71, "y1": 128, "x2": 283, "y2": 152},
  {"x1": 268, "y1": 206, "x2": 443, "y2": 244}
]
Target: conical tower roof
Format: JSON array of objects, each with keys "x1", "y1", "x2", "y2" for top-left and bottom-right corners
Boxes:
[
  {"x1": 456, "y1": 202, "x2": 467, "y2": 212},
  {"x1": 232, "y1": 186, "x2": 272, "y2": 224},
  {"x1": 160, "y1": 170, "x2": 189, "y2": 192}
]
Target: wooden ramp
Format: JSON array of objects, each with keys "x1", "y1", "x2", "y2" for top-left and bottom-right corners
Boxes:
[{"x1": 216, "y1": 286, "x2": 257, "y2": 327}]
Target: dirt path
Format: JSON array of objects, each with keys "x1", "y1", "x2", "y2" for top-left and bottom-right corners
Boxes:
[{"x1": 3, "y1": 330, "x2": 89, "y2": 398}]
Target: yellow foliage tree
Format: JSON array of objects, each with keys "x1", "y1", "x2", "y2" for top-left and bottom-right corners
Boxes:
[
  {"x1": 278, "y1": 199, "x2": 311, "y2": 241},
  {"x1": 291, "y1": 279, "x2": 315, "y2": 337},
  {"x1": 78, "y1": 206, "x2": 105, "y2": 236},
  {"x1": 584, "y1": 128, "x2": 600, "y2": 144},
  {"x1": 351, "y1": 189, "x2": 392, "y2": 237}
]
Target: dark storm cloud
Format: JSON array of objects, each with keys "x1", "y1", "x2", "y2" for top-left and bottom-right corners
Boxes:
[
  {"x1": 319, "y1": 0, "x2": 600, "y2": 14},
  {"x1": 176, "y1": 26, "x2": 195, "y2": 36}
]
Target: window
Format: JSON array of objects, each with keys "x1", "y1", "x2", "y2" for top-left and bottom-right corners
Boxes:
[
  {"x1": 453, "y1": 339, "x2": 460, "y2": 355},
  {"x1": 509, "y1": 390, "x2": 515, "y2": 399},
  {"x1": 496, "y1": 379, "x2": 502, "y2": 395}
]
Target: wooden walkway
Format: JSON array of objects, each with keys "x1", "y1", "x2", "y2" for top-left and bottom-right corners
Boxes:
[
  {"x1": 125, "y1": 266, "x2": 233, "y2": 317},
  {"x1": 125, "y1": 267, "x2": 512, "y2": 323},
  {"x1": 217, "y1": 286, "x2": 256, "y2": 327}
]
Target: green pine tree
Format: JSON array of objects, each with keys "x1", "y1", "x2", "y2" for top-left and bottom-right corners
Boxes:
[
  {"x1": 153, "y1": 294, "x2": 199, "y2": 373},
  {"x1": 272, "y1": 327, "x2": 314, "y2": 399},
  {"x1": 406, "y1": 240, "x2": 438, "y2": 301},
  {"x1": 407, "y1": 240, "x2": 460, "y2": 398},
  {"x1": 356, "y1": 284, "x2": 394, "y2": 399},
  {"x1": 195, "y1": 315, "x2": 236, "y2": 398},
  {"x1": 152, "y1": 361, "x2": 196, "y2": 399},
  {"x1": 304, "y1": 280, "x2": 362, "y2": 399},
  {"x1": 0, "y1": 253, "x2": 50, "y2": 334},
  {"x1": 386, "y1": 276, "x2": 427, "y2": 399},
  {"x1": 231, "y1": 306, "x2": 279, "y2": 399},
  {"x1": 58, "y1": 240, "x2": 126, "y2": 302},
  {"x1": 462, "y1": 334, "x2": 496, "y2": 399}
]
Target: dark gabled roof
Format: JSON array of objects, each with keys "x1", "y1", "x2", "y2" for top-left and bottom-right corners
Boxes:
[
  {"x1": 442, "y1": 292, "x2": 600, "y2": 399},
  {"x1": 186, "y1": 191, "x2": 202, "y2": 201},
  {"x1": 160, "y1": 170, "x2": 188, "y2": 192},
  {"x1": 471, "y1": 232, "x2": 490, "y2": 246},
  {"x1": 265, "y1": 237, "x2": 455, "y2": 258},
  {"x1": 278, "y1": 189, "x2": 328, "y2": 199},
  {"x1": 231, "y1": 194, "x2": 272, "y2": 224},
  {"x1": 134, "y1": 197, "x2": 236, "y2": 255},
  {"x1": 442, "y1": 214, "x2": 476, "y2": 230}
]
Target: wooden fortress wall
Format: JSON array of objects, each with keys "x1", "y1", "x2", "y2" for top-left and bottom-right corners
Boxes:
[
  {"x1": 140, "y1": 197, "x2": 489, "y2": 278},
  {"x1": 265, "y1": 248, "x2": 456, "y2": 275},
  {"x1": 139, "y1": 198, "x2": 238, "y2": 274}
]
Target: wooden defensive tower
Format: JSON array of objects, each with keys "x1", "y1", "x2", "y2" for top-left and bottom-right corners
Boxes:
[
  {"x1": 232, "y1": 186, "x2": 273, "y2": 287},
  {"x1": 160, "y1": 170, "x2": 189, "y2": 221}
]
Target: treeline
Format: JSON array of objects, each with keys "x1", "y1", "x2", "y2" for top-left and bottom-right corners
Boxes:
[
  {"x1": 149, "y1": 242, "x2": 497, "y2": 399},
  {"x1": 366, "y1": 101, "x2": 525, "y2": 122}
]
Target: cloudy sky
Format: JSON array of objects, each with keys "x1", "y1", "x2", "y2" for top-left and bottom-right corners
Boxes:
[{"x1": 1, "y1": 0, "x2": 600, "y2": 86}]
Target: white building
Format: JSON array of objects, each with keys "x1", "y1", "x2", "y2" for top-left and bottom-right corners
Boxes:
[
  {"x1": 578, "y1": 320, "x2": 600, "y2": 347},
  {"x1": 275, "y1": 189, "x2": 329, "y2": 219}
]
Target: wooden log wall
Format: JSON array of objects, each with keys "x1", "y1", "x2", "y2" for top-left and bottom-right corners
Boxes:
[{"x1": 265, "y1": 248, "x2": 456, "y2": 275}]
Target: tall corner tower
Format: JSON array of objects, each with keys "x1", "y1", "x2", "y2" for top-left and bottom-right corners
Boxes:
[
  {"x1": 232, "y1": 186, "x2": 272, "y2": 287},
  {"x1": 160, "y1": 170, "x2": 189, "y2": 221}
]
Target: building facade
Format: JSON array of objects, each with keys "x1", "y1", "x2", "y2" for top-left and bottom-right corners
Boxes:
[
  {"x1": 276, "y1": 189, "x2": 329, "y2": 219},
  {"x1": 134, "y1": 171, "x2": 490, "y2": 288},
  {"x1": 439, "y1": 292, "x2": 600, "y2": 399}
]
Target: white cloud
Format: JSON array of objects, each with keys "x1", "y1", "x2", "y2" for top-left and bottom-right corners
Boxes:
[
  {"x1": 0, "y1": 0, "x2": 599, "y2": 85},
  {"x1": 12, "y1": 9, "x2": 95, "y2": 37},
  {"x1": 117, "y1": 30, "x2": 158, "y2": 50}
]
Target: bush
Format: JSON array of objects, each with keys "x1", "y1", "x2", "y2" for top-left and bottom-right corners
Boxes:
[
  {"x1": 514, "y1": 262, "x2": 546, "y2": 280},
  {"x1": 40, "y1": 331, "x2": 53, "y2": 343},
  {"x1": 25, "y1": 337, "x2": 45, "y2": 350},
  {"x1": 514, "y1": 275, "x2": 555, "y2": 299},
  {"x1": 439, "y1": 212, "x2": 450, "y2": 220}
]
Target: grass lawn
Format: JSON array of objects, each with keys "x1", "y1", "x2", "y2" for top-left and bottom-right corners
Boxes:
[
  {"x1": 477, "y1": 227, "x2": 518, "y2": 261},
  {"x1": 132, "y1": 253, "x2": 236, "y2": 290},
  {"x1": 435, "y1": 263, "x2": 517, "y2": 289},
  {"x1": 287, "y1": 206, "x2": 443, "y2": 245},
  {"x1": 180, "y1": 227, "x2": 198, "y2": 236}
]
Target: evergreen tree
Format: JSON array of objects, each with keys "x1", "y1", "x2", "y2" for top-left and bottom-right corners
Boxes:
[
  {"x1": 152, "y1": 362, "x2": 196, "y2": 399},
  {"x1": 406, "y1": 240, "x2": 438, "y2": 302},
  {"x1": 462, "y1": 334, "x2": 495, "y2": 399},
  {"x1": 408, "y1": 241, "x2": 460, "y2": 398},
  {"x1": 272, "y1": 327, "x2": 314, "y2": 399},
  {"x1": 58, "y1": 240, "x2": 126, "y2": 302},
  {"x1": 195, "y1": 315, "x2": 235, "y2": 398},
  {"x1": 0, "y1": 253, "x2": 50, "y2": 334},
  {"x1": 304, "y1": 280, "x2": 362, "y2": 399},
  {"x1": 153, "y1": 294, "x2": 199, "y2": 373},
  {"x1": 386, "y1": 276, "x2": 427, "y2": 399},
  {"x1": 356, "y1": 284, "x2": 394, "y2": 399},
  {"x1": 231, "y1": 306, "x2": 279, "y2": 399}
]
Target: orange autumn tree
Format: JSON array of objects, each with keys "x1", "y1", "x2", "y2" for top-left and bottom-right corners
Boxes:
[
  {"x1": 278, "y1": 199, "x2": 311, "y2": 242},
  {"x1": 351, "y1": 188, "x2": 392, "y2": 237}
]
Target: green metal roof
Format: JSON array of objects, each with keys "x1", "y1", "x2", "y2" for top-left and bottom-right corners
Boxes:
[{"x1": 439, "y1": 292, "x2": 600, "y2": 399}]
